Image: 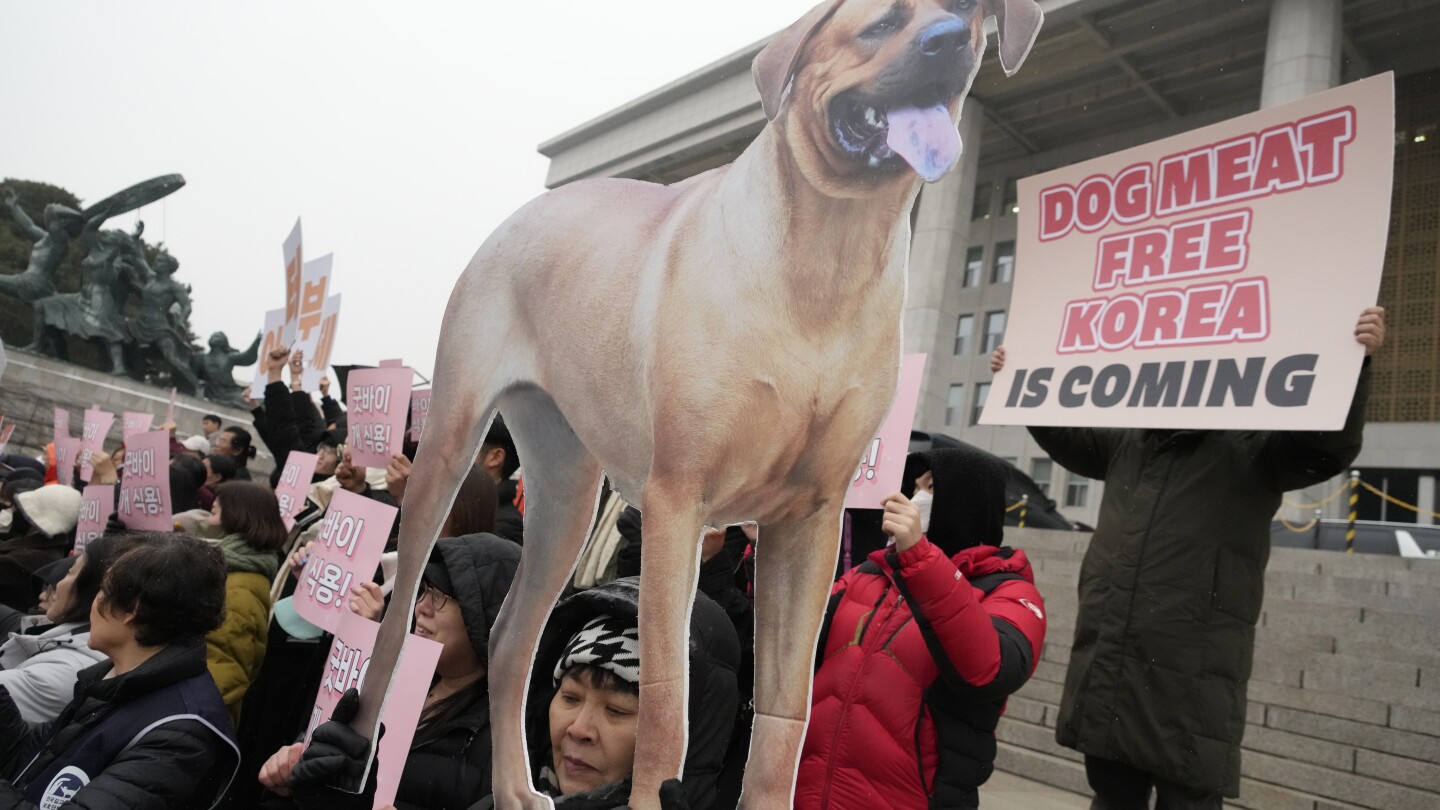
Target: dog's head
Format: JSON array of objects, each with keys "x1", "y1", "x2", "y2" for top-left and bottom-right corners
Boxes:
[{"x1": 754, "y1": 0, "x2": 1042, "y2": 192}]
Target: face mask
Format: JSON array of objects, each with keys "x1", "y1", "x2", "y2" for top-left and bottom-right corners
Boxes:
[{"x1": 911, "y1": 489, "x2": 934, "y2": 535}]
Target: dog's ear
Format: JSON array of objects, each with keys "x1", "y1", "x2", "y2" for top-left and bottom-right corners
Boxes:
[
  {"x1": 753, "y1": 0, "x2": 848, "y2": 120},
  {"x1": 986, "y1": 0, "x2": 1044, "y2": 76}
]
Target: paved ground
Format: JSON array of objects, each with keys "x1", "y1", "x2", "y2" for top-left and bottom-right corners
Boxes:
[{"x1": 980, "y1": 771, "x2": 1090, "y2": 810}]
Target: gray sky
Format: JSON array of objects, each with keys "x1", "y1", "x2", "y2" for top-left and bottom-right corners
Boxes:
[{"x1": 1, "y1": 0, "x2": 818, "y2": 381}]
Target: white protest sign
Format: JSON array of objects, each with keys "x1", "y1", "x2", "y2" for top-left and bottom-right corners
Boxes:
[
  {"x1": 282, "y1": 219, "x2": 304, "y2": 347},
  {"x1": 254, "y1": 307, "x2": 288, "y2": 395},
  {"x1": 983, "y1": 74, "x2": 1394, "y2": 431}
]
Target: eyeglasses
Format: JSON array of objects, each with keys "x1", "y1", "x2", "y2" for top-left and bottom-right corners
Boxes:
[{"x1": 419, "y1": 582, "x2": 452, "y2": 612}]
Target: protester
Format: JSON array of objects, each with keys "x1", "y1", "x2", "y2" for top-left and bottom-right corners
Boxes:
[
  {"x1": 260, "y1": 534, "x2": 522, "y2": 810},
  {"x1": 334, "y1": 453, "x2": 396, "y2": 508},
  {"x1": 0, "y1": 533, "x2": 240, "y2": 808},
  {"x1": 201, "y1": 453, "x2": 239, "y2": 511},
  {"x1": 171, "y1": 454, "x2": 209, "y2": 514},
  {"x1": 314, "y1": 434, "x2": 341, "y2": 479},
  {"x1": 203, "y1": 413, "x2": 224, "y2": 450},
  {"x1": 250, "y1": 348, "x2": 326, "y2": 487},
  {"x1": 182, "y1": 434, "x2": 213, "y2": 459},
  {"x1": 288, "y1": 576, "x2": 740, "y2": 810},
  {"x1": 796, "y1": 447, "x2": 1046, "y2": 810},
  {"x1": 206, "y1": 481, "x2": 287, "y2": 725},
  {"x1": 318, "y1": 376, "x2": 345, "y2": 435},
  {"x1": 477, "y1": 416, "x2": 523, "y2": 544},
  {"x1": 989, "y1": 306, "x2": 1385, "y2": 809},
  {"x1": 0, "y1": 476, "x2": 43, "y2": 539},
  {"x1": 0, "y1": 535, "x2": 139, "y2": 723},
  {"x1": 0, "y1": 485, "x2": 81, "y2": 611},
  {"x1": 216, "y1": 426, "x2": 258, "y2": 481}
]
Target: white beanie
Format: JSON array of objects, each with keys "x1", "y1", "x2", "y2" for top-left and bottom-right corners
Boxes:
[
  {"x1": 181, "y1": 435, "x2": 211, "y2": 454},
  {"x1": 15, "y1": 485, "x2": 83, "y2": 537}
]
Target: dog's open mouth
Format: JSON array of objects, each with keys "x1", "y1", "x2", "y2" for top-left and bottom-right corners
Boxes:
[{"x1": 831, "y1": 88, "x2": 962, "y2": 182}]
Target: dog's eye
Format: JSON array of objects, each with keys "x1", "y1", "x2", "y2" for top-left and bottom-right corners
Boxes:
[
  {"x1": 860, "y1": 13, "x2": 902, "y2": 39},
  {"x1": 954, "y1": 0, "x2": 977, "y2": 11}
]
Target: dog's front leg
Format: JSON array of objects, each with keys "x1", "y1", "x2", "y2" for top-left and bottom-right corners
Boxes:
[
  {"x1": 740, "y1": 500, "x2": 845, "y2": 810},
  {"x1": 630, "y1": 480, "x2": 707, "y2": 810}
]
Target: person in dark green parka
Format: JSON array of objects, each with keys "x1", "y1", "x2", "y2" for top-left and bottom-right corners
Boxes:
[{"x1": 990, "y1": 306, "x2": 1386, "y2": 809}]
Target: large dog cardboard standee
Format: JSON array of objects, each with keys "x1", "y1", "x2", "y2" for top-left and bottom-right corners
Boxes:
[{"x1": 352, "y1": 1, "x2": 1042, "y2": 808}]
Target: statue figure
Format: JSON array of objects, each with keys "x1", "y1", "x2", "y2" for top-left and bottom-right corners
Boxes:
[
  {"x1": 0, "y1": 189, "x2": 106, "y2": 306},
  {"x1": 197, "y1": 331, "x2": 261, "y2": 408},
  {"x1": 29, "y1": 222, "x2": 145, "y2": 374},
  {"x1": 121, "y1": 237, "x2": 201, "y2": 394}
]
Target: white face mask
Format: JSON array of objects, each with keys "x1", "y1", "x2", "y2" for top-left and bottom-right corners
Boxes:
[{"x1": 911, "y1": 489, "x2": 934, "y2": 534}]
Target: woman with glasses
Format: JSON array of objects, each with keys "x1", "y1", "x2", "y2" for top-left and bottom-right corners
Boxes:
[{"x1": 258, "y1": 533, "x2": 522, "y2": 810}]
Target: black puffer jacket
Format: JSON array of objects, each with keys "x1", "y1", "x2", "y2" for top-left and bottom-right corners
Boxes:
[
  {"x1": 285, "y1": 534, "x2": 521, "y2": 810},
  {"x1": 514, "y1": 577, "x2": 742, "y2": 810},
  {"x1": 0, "y1": 639, "x2": 239, "y2": 809}
]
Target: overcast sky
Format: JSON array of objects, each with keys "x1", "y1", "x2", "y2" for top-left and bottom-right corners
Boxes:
[{"x1": 1, "y1": 0, "x2": 819, "y2": 382}]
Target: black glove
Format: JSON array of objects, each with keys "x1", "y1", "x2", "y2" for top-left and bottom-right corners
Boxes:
[
  {"x1": 657, "y1": 779, "x2": 691, "y2": 810},
  {"x1": 288, "y1": 688, "x2": 383, "y2": 809}
]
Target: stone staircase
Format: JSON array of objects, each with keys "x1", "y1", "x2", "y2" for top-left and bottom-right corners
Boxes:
[{"x1": 997, "y1": 527, "x2": 1440, "y2": 810}]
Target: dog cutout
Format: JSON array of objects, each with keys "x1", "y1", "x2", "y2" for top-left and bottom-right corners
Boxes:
[{"x1": 351, "y1": 1, "x2": 1043, "y2": 808}]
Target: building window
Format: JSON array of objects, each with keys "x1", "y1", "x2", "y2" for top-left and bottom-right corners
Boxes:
[
  {"x1": 1031, "y1": 458, "x2": 1053, "y2": 496},
  {"x1": 1066, "y1": 473, "x2": 1090, "y2": 508},
  {"x1": 963, "y1": 247, "x2": 983, "y2": 288},
  {"x1": 1002, "y1": 177, "x2": 1019, "y2": 215},
  {"x1": 983, "y1": 310, "x2": 1006, "y2": 354},
  {"x1": 946, "y1": 384, "x2": 964, "y2": 426},
  {"x1": 971, "y1": 182, "x2": 994, "y2": 220},
  {"x1": 953, "y1": 314, "x2": 974, "y2": 355},
  {"x1": 971, "y1": 383, "x2": 990, "y2": 426},
  {"x1": 991, "y1": 241, "x2": 1015, "y2": 284}
]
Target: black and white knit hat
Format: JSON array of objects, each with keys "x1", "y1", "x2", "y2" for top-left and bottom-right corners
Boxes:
[{"x1": 552, "y1": 614, "x2": 640, "y2": 686}]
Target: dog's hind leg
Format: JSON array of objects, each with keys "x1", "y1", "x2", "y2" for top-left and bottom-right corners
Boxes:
[
  {"x1": 488, "y1": 386, "x2": 605, "y2": 810},
  {"x1": 740, "y1": 500, "x2": 845, "y2": 810}
]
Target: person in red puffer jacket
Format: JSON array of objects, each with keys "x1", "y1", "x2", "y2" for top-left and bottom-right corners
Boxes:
[{"x1": 797, "y1": 446, "x2": 1047, "y2": 810}]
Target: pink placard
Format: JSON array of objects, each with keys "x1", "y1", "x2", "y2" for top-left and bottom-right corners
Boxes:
[
  {"x1": 166, "y1": 388, "x2": 178, "y2": 425},
  {"x1": 79, "y1": 407, "x2": 116, "y2": 483},
  {"x1": 122, "y1": 412, "x2": 155, "y2": 441},
  {"x1": 275, "y1": 451, "x2": 319, "y2": 530},
  {"x1": 54, "y1": 437, "x2": 81, "y2": 487},
  {"x1": 409, "y1": 389, "x2": 432, "y2": 442},
  {"x1": 844, "y1": 354, "x2": 927, "y2": 510},
  {"x1": 377, "y1": 359, "x2": 404, "y2": 368},
  {"x1": 345, "y1": 368, "x2": 412, "y2": 468},
  {"x1": 75, "y1": 484, "x2": 113, "y2": 556},
  {"x1": 0, "y1": 421, "x2": 13, "y2": 456},
  {"x1": 984, "y1": 75, "x2": 1394, "y2": 431},
  {"x1": 53, "y1": 408, "x2": 70, "y2": 445},
  {"x1": 303, "y1": 611, "x2": 442, "y2": 808},
  {"x1": 117, "y1": 430, "x2": 173, "y2": 532},
  {"x1": 294, "y1": 488, "x2": 397, "y2": 632}
]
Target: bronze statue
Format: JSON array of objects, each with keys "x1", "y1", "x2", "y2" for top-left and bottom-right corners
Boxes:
[
  {"x1": 0, "y1": 189, "x2": 102, "y2": 307},
  {"x1": 29, "y1": 223, "x2": 144, "y2": 374},
  {"x1": 197, "y1": 331, "x2": 261, "y2": 408},
  {"x1": 123, "y1": 237, "x2": 201, "y2": 394}
]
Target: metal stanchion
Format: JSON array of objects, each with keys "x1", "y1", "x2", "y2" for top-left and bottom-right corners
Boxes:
[{"x1": 1346, "y1": 470, "x2": 1360, "y2": 554}]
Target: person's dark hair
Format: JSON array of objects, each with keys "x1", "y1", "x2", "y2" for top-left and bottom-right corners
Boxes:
[
  {"x1": 1, "y1": 477, "x2": 43, "y2": 509},
  {"x1": 202, "y1": 414, "x2": 223, "y2": 428},
  {"x1": 215, "y1": 481, "x2": 288, "y2": 552},
  {"x1": 98, "y1": 533, "x2": 226, "y2": 647},
  {"x1": 483, "y1": 415, "x2": 520, "y2": 479},
  {"x1": 204, "y1": 454, "x2": 238, "y2": 483},
  {"x1": 560, "y1": 662, "x2": 640, "y2": 697},
  {"x1": 440, "y1": 466, "x2": 498, "y2": 538},
  {"x1": 223, "y1": 426, "x2": 257, "y2": 462},
  {"x1": 169, "y1": 455, "x2": 206, "y2": 513},
  {"x1": 54, "y1": 533, "x2": 145, "y2": 625}
]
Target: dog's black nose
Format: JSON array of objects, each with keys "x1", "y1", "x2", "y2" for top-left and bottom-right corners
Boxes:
[{"x1": 918, "y1": 18, "x2": 967, "y2": 57}]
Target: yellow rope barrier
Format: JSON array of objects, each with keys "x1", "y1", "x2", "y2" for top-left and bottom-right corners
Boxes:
[
  {"x1": 1282, "y1": 482, "x2": 1347, "y2": 510},
  {"x1": 1359, "y1": 481, "x2": 1440, "y2": 520},
  {"x1": 1005, "y1": 500, "x2": 1024, "y2": 513},
  {"x1": 1277, "y1": 516, "x2": 1319, "y2": 533}
]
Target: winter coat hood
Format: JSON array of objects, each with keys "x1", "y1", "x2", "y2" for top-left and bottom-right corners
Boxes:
[
  {"x1": 524, "y1": 577, "x2": 741, "y2": 810},
  {"x1": 429, "y1": 534, "x2": 522, "y2": 667},
  {"x1": 905, "y1": 446, "x2": 1009, "y2": 555}
]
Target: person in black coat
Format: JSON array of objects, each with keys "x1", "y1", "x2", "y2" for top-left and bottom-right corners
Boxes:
[
  {"x1": 260, "y1": 534, "x2": 522, "y2": 810},
  {"x1": 0, "y1": 533, "x2": 239, "y2": 809}
]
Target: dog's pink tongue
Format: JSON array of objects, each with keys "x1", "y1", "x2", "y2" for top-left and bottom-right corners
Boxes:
[{"x1": 886, "y1": 105, "x2": 961, "y2": 182}]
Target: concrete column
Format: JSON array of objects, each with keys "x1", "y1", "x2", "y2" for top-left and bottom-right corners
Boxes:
[
  {"x1": 1260, "y1": 0, "x2": 1343, "y2": 108},
  {"x1": 1419, "y1": 475, "x2": 1436, "y2": 526},
  {"x1": 903, "y1": 95, "x2": 985, "y2": 430}
]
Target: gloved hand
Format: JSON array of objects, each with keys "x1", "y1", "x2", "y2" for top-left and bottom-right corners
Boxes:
[{"x1": 287, "y1": 688, "x2": 383, "y2": 809}]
